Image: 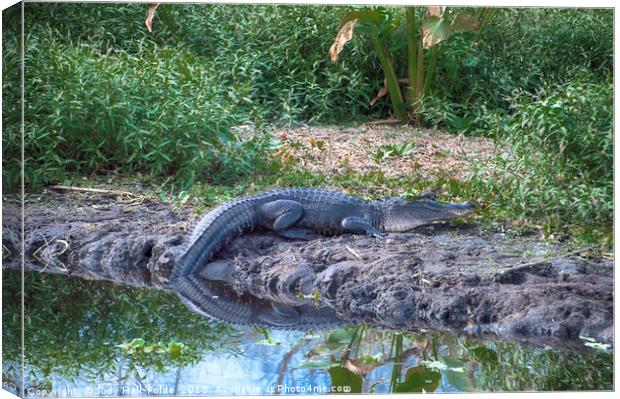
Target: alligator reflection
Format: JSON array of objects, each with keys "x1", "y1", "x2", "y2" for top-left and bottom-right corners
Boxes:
[{"x1": 2, "y1": 271, "x2": 612, "y2": 395}]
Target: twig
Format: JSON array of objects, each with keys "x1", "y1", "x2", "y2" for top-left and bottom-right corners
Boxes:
[
  {"x1": 345, "y1": 245, "x2": 363, "y2": 260},
  {"x1": 498, "y1": 246, "x2": 594, "y2": 275},
  {"x1": 33, "y1": 233, "x2": 69, "y2": 273},
  {"x1": 2, "y1": 243, "x2": 12, "y2": 259},
  {"x1": 49, "y1": 185, "x2": 138, "y2": 198},
  {"x1": 365, "y1": 118, "x2": 404, "y2": 126}
]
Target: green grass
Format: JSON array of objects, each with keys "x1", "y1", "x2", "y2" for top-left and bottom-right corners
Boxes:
[
  {"x1": 1, "y1": 4, "x2": 612, "y2": 246},
  {"x1": 2, "y1": 3, "x2": 386, "y2": 191}
]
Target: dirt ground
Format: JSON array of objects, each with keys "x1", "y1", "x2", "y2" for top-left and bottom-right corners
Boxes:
[{"x1": 273, "y1": 125, "x2": 495, "y2": 180}]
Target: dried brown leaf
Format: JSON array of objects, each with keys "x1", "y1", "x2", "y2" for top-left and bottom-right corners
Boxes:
[
  {"x1": 370, "y1": 85, "x2": 389, "y2": 107},
  {"x1": 427, "y1": 6, "x2": 446, "y2": 17},
  {"x1": 344, "y1": 359, "x2": 380, "y2": 376},
  {"x1": 422, "y1": 16, "x2": 450, "y2": 49},
  {"x1": 145, "y1": 3, "x2": 159, "y2": 33},
  {"x1": 451, "y1": 12, "x2": 480, "y2": 32},
  {"x1": 329, "y1": 19, "x2": 357, "y2": 63},
  {"x1": 370, "y1": 78, "x2": 409, "y2": 107}
]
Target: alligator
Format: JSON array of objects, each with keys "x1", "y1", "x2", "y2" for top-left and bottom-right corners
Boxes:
[{"x1": 171, "y1": 188, "x2": 475, "y2": 328}]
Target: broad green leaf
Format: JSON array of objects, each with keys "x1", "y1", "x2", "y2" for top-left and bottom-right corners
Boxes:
[
  {"x1": 327, "y1": 327, "x2": 357, "y2": 344},
  {"x1": 167, "y1": 342, "x2": 182, "y2": 359},
  {"x1": 130, "y1": 338, "x2": 145, "y2": 348},
  {"x1": 451, "y1": 12, "x2": 480, "y2": 33},
  {"x1": 393, "y1": 365, "x2": 441, "y2": 393},
  {"x1": 339, "y1": 9, "x2": 383, "y2": 26},
  {"x1": 329, "y1": 366, "x2": 363, "y2": 393},
  {"x1": 299, "y1": 360, "x2": 340, "y2": 369},
  {"x1": 469, "y1": 346, "x2": 499, "y2": 365},
  {"x1": 422, "y1": 16, "x2": 451, "y2": 48}
]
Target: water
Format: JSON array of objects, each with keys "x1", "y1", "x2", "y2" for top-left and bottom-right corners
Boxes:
[{"x1": 2, "y1": 271, "x2": 613, "y2": 396}]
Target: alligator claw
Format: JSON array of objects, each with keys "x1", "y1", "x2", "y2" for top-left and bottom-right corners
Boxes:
[{"x1": 369, "y1": 231, "x2": 387, "y2": 238}]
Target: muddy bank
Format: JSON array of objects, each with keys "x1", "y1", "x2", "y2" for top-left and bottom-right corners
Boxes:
[
  {"x1": 224, "y1": 230, "x2": 612, "y2": 349},
  {"x1": 2, "y1": 191, "x2": 190, "y2": 287},
  {"x1": 2, "y1": 191, "x2": 613, "y2": 349}
]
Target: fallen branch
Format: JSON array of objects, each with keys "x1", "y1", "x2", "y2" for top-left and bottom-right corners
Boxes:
[
  {"x1": 49, "y1": 185, "x2": 138, "y2": 198},
  {"x1": 365, "y1": 118, "x2": 404, "y2": 126}
]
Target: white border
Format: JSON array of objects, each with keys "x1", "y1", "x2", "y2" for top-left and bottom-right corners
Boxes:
[{"x1": 0, "y1": 1, "x2": 616, "y2": 399}]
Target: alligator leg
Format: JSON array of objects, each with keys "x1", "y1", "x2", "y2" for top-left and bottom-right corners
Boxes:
[
  {"x1": 277, "y1": 228, "x2": 318, "y2": 240},
  {"x1": 341, "y1": 217, "x2": 386, "y2": 237},
  {"x1": 261, "y1": 200, "x2": 317, "y2": 240}
]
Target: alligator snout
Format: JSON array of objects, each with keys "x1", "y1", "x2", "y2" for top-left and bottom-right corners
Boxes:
[{"x1": 452, "y1": 201, "x2": 476, "y2": 213}]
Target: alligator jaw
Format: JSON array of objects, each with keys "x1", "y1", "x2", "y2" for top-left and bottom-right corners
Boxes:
[{"x1": 383, "y1": 198, "x2": 476, "y2": 231}]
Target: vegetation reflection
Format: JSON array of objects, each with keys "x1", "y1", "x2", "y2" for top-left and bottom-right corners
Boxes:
[
  {"x1": 2, "y1": 271, "x2": 613, "y2": 394},
  {"x1": 297, "y1": 327, "x2": 612, "y2": 392},
  {"x1": 2, "y1": 270, "x2": 242, "y2": 390}
]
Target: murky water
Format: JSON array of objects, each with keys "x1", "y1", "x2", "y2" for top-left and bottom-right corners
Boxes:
[{"x1": 2, "y1": 271, "x2": 613, "y2": 396}]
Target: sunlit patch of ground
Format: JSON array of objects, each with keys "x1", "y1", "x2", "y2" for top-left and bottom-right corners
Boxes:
[{"x1": 273, "y1": 125, "x2": 495, "y2": 180}]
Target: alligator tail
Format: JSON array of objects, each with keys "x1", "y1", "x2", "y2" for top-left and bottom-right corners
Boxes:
[{"x1": 171, "y1": 274, "x2": 254, "y2": 324}]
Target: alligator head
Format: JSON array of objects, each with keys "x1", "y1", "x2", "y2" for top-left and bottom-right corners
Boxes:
[{"x1": 378, "y1": 195, "x2": 475, "y2": 232}]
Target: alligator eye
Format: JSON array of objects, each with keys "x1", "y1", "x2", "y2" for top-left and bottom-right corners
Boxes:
[{"x1": 420, "y1": 191, "x2": 437, "y2": 200}]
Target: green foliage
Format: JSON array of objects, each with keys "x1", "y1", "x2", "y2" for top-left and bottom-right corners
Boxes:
[
  {"x1": 411, "y1": 8, "x2": 613, "y2": 242},
  {"x1": 301, "y1": 327, "x2": 612, "y2": 392},
  {"x1": 2, "y1": 4, "x2": 612, "y2": 244},
  {"x1": 371, "y1": 142, "x2": 415, "y2": 161},
  {"x1": 2, "y1": 5, "x2": 22, "y2": 190},
  {"x1": 117, "y1": 338, "x2": 199, "y2": 373},
  {"x1": 393, "y1": 365, "x2": 441, "y2": 392},
  {"x1": 3, "y1": 3, "x2": 383, "y2": 191},
  {"x1": 2, "y1": 270, "x2": 240, "y2": 382},
  {"x1": 461, "y1": 339, "x2": 613, "y2": 391},
  {"x1": 422, "y1": 8, "x2": 612, "y2": 134},
  {"x1": 482, "y1": 78, "x2": 612, "y2": 236},
  {"x1": 14, "y1": 31, "x2": 280, "y2": 188},
  {"x1": 333, "y1": 6, "x2": 484, "y2": 122}
]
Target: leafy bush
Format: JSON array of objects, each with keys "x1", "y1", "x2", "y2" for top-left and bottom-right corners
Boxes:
[
  {"x1": 23, "y1": 2, "x2": 383, "y2": 123},
  {"x1": 2, "y1": 2, "x2": 613, "y2": 223},
  {"x1": 422, "y1": 8, "x2": 613, "y2": 134},
  {"x1": 20, "y1": 36, "x2": 280, "y2": 187},
  {"x1": 3, "y1": 3, "x2": 387, "y2": 191},
  {"x1": 483, "y1": 77, "x2": 612, "y2": 230},
  {"x1": 2, "y1": 6, "x2": 22, "y2": 190}
]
